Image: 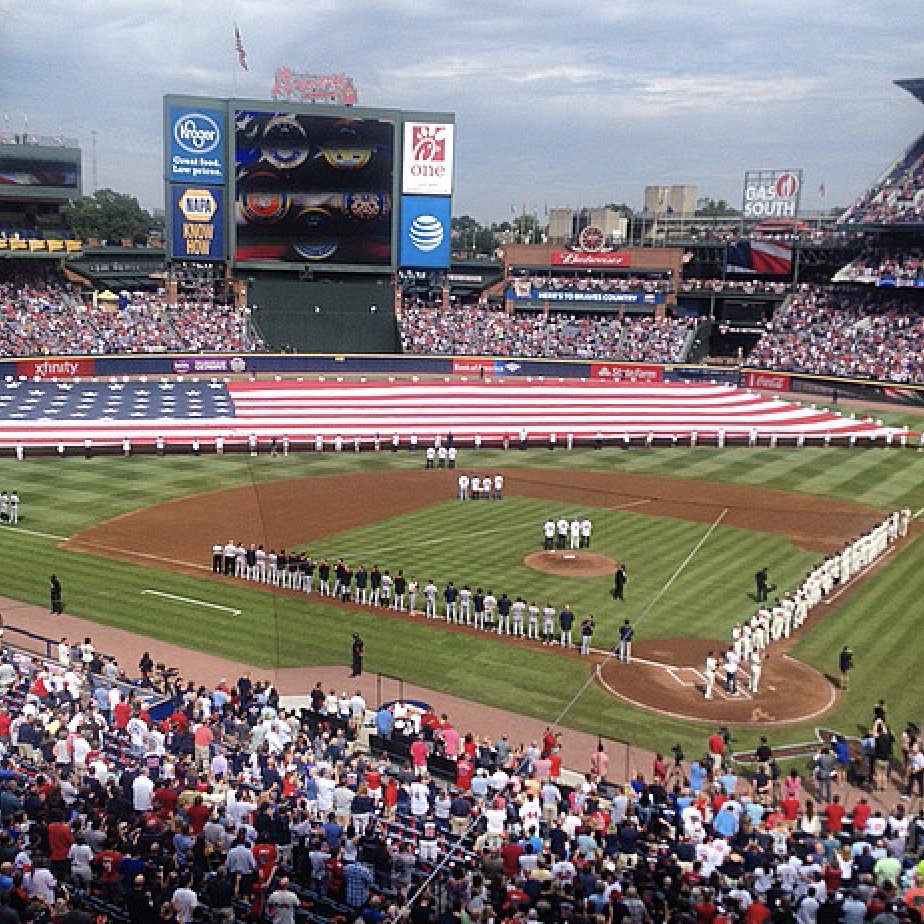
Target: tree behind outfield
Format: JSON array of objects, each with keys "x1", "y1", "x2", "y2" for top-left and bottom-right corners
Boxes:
[{"x1": 64, "y1": 189, "x2": 155, "y2": 245}]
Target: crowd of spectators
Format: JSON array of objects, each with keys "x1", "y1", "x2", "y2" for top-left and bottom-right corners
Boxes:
[
  {"x1": 840, "y1": 134, "x2": 924, "y2": 225},
  {"x1": 399, "y1": 305, "x2": 697, "y2": 362},
  {"x1": 0, "y1": 629, "x2": 923, "y2": 923},
  {"x1": 747, "y1": 285, "x2": 924, "y2": 384},
  {"x1": 835, "y1": 251, "x2": 924, "y2": 286},
  {"x1": 0, "y1": 277, "x2": 262, "y2": 357}
]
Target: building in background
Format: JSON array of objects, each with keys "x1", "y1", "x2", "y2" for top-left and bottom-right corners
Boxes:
[{"x1": 644, "y1": 185, "x2": 697, "y2": 216}]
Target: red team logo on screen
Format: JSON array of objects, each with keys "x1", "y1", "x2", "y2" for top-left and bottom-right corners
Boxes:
[{"x1": 411, "y1": 125, "x2": 446, "y2": 162}]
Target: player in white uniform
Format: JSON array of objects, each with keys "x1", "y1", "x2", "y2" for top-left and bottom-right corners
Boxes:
[
  {"x1": 543, "y1": 519, "x2": 555, "y2": 550},
  {"x1": 542, "y1": 604, "x2": 556, "y2": 644},
  {"x1": 510, "y1": 598, "x2": 526, "y2": 637},
  {"x1": 527, "y1": 602, "x2": 540, "y2": 640},
  {"x1": 10, "y1": 492, "x2": 19, "y2": 526},
  {"x1": 424, "y1": 581, "x2": 438, "y2": 618},
  {"x1": 704, "y1": 651, "x2": 718, "y2": 700},
  {"x1": 569, "y1": 519, "x2": 581, "y2": 550},
  {"x1": 580, "y1": 518, "x2": 592, "y2": 549},
  {"x1": 448, "y1": 446, "x2": 457, "y2": 468},
  {"x1": 458, "y1": 474, "x2": 469, "y2": 500},
  {"x1": 556, "y1": 517, "x2": 568, "y2": 549},
  {"x1": 407, "y1": 578, "x2": 418, "y2": 613},
  {"x1": 459, "y1": 585, "x2": 472, "y2": 623},
  {"x1": 493, "y1": 474, "x2": 504, "y2": 500},
  {"x1": 483, "y1": 591, "x2": 497, "y2": 630}
]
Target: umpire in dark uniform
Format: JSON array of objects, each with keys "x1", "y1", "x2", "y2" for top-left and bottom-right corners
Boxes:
[
  {"x1": 755, "y1": 567, "x2": 770, "y2": 602},
  {"x1": 49, "y1": 574, "x2": 63, "y2": 614},
  {"x1": 351, "y1": 633, "x2": 364, "y2": 677},
  {"x1": 613, "y1": 563, "x2": 627, "y2": 601}
]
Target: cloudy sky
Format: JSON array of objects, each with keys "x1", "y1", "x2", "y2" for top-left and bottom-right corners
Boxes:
[{"x1": 3, "y1": 0, "x2": 923, "y2": 222}]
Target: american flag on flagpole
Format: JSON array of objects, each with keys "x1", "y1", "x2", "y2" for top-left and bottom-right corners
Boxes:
[{"x1": 234, "y1": 26, "x2": 248, "y2": 70}]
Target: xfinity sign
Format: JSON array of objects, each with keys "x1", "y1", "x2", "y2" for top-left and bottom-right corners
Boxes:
[
  {"x1": 167, "y1": 105, "x2": 226, "y2": 185},
  {"x1": 742, "y1": 168, "x2": 802, "y2": 219},
  {"x1": 402, "y1": 121, "x2": 454, "y2": 195}
]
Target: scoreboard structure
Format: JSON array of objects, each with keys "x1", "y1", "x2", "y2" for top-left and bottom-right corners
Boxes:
[{"x1": 164, "y1": 95, "x2": 455, "y2": 273}]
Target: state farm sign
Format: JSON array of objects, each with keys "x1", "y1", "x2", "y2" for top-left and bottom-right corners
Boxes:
[
  {"x1": 403, "y1": 122, "x2": 454, "y2": 195},
  {"x1": 591, "y1": 362, "x2": 663, "y2": 383},
  {"x1": 550, "y1": 251, "x2": 632, "y2": 268}
]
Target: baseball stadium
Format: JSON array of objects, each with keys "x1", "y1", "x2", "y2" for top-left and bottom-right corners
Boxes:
[{"x1": 0, "y1": 69, "x2": 923, "y2": 923}]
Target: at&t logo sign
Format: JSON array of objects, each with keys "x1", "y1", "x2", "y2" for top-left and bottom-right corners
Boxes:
[
  {"x1": 173, "y1": 112, "x2": 221, "y2": 154},
  {"x1": 409, "y1": 214, "x2": 444, "y2": 252}
]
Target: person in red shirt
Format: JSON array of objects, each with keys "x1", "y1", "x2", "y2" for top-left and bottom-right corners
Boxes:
[
  {"x1": 851, "y1": 796, "x2": 871, "y2": 834},
  {"x1": 251, "y1": 838, "x2": 278, "y2": 914},
  {"x1": 779, "y1": 795, "x2": 800, "y2": 822},
  {"x1": 548, "y1": 750, "x2": 562, "y2": 780},
  {"x1": 708, "y1": 730, "x2": 725, "y2": 771},
  {"x1": 409, "y1": 736, "x2": 429, "y2": 777},
  {"x1": 94, "y1": 845, "x2": 124, "y2": 901},
  {"x1": 382, "y1": 776, "x2": 398, "y2": 818},
  {"x1": 694, "y1": 889, "x2": 718, "y2": 924},
  {"x1": 541, "y1": 727, "x2": 556, "y2": 759},
  {"x1": 152, "y1": 783, "x2": 179, "y2": 819},
  {"x1": 743, "y1": 897, "x2": 771, "y2": 924},
  {"x1": 824, "y1": 794, "x2": 845, "y2": 833},
  {"x1": 112, "y1": 697, "x2": 131, "y2": 730},
  {"x1": 455, "y1": 756, "x2": 474, "y2": 790},
  {"x1": 186, "y1": 794, "x2": 212, "y2": 833},
  {"x1": 500, "y1": 836, "x2": 523, "y2": 877},
  {"x1": 47, "y1": 812, "x2": 74, "y2": 878}
]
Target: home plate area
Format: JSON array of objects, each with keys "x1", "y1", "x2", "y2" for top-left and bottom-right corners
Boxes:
[{"x1": 596, "y1": 638, "x2": 833, "y2": 725}]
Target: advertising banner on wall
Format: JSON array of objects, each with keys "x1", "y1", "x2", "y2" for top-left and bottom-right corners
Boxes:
[
  {"x1": 402, "y1": 122, "x2": 454, "y2": 195},
  {"x1": 550, "y1": 250, "x2": 632, "y2": 268},
  {"x1": 399, "y1": 195, "x2": 451, "y2": 268},
  {"x1": 167, "y1": 106, "x2": 226, "y2": 185},
  {"x1": 743, "y1": 370, "x2": 790, "y2": 391},
  {"x1": 742, "y1": 169, "x2": 802, "y2": 219},
  {"x1": 169, "y1": 185, "x2": 225, "y2": 261},
  {"x1": 590, "y1": 362, "x2": 663, "y2": 383},
  {"x1": 507, "y1": 288, "x2": 663, "y2": 305},
  {"x1": 17, "y1": 358, "x2": 95, "y2": 379}
]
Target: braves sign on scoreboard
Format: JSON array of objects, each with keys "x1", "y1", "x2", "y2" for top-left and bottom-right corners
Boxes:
[
  {"x1": 402, "y1": 122, "x2": 454, "y2": 195},
  {"x1": 169, "y1": 185, "x2": 225, "y2": 261},
  {"x1": 742, "y1": 169, "x2": 802, "y2": 219},
  {"x1": 399, "y1": 195, "x2": 451, "y2": 268},
  {"x1": 168, "y1": 106, "x2": 226, "y2": 185}
]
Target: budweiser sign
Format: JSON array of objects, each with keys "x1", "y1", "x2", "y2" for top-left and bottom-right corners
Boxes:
[{"x1": 550, "y1": 250, "x2": 632, "y2": 268}]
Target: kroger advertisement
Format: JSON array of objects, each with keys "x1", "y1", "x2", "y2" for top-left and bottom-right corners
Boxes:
[
  {"x1": 167, "y1": 106, "x2": 226, "y2": 185},
  {"x1": 169, "y1": 185, "x2": 225, "y2": 261},
  {"x1": 507, "y1": 287, "x2": 663, "y2": 306},
  {"x1": 399, "y1": 195, "x2": 451, "y2": 269}
]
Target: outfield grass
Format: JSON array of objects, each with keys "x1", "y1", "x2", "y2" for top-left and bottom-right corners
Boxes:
[{"x1": 0, "y1": 445, "x2": 922, "y2": 759}]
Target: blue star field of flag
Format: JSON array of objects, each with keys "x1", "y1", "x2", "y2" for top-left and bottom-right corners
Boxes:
[{"x1": 0, "y1": 381, "x2": 235, "y2": 421}]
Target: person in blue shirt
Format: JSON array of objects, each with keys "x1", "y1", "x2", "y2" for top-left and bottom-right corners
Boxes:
[
  {"x1": 689, "y1": 759, "x2": 707, "y2": 794},
  {"x1": 375, "y1": 705, "x2": 394, "y2": 740},
  {"x1": 712, "y1": 802, "x2": 739, "y2": 839}
]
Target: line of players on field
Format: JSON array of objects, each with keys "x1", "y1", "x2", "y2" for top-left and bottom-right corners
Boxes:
[
  {"x1": 210, "y1": 540, "x2": 599, "y2": 652},
  {"x1": 708, "y1": 508, "x2": 913, "y2": 699},
  {"x1": 0, "y1": 490, "x2": 20, "y2": 525}
]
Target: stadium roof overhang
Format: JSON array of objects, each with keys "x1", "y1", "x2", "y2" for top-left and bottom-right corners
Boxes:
[{"x1": 895, "y1": 78, "x2": 924, "y2": 106}]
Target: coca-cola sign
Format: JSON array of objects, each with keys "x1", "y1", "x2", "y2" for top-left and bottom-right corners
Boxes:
[{"x1": 550, "y1": 250, "x2": 632, "y2": 267}]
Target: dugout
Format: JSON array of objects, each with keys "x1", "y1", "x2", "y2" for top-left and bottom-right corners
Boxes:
[{"x1": 247, "y1": 273, "x2": 398, "y2": 353}]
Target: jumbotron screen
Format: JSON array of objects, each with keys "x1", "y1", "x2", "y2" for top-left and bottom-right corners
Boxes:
[{"x1": 233, "y1": 110, "x2": 394, "y2": 266}]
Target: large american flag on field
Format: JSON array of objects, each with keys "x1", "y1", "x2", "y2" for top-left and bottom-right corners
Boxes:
[{"x1": 0, "y1": 379, "x2": 908, "y2": 448}]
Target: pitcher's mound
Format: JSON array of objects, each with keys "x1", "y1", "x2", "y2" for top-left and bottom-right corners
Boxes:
[{"x1": 524, "y1": 550, "x2": 616, "y2": 577}]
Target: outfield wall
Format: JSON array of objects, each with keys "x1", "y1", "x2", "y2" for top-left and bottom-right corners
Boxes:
[{"x1": 2, "y1": 353, "x2": 923, "y2": 407}]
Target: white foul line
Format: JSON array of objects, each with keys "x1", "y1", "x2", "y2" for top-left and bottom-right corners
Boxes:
[
  {"x1": 141, "y1": 589, "x2": 241, "y2": 616},
  {"x1": 0, "y1": 524, "x2": 68, "y2": 542}
]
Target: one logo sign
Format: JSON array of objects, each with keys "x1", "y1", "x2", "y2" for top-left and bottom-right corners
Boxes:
[
  {"x1": 408, "y1": 214, "x2": 444, "y2": 252},
  {"x1": 403, "y1": 122, "x2": 454, "y2": 195},
  {"x1": 400, "y1": 195, "x2": 451, "y2": 268},
  {"x1": 167, "y1": 106, "x2": 226, "y2": 185}
]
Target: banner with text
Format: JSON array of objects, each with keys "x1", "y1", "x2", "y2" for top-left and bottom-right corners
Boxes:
[
  {"x1": 744, "y1": 370, "x2": 790, "y2": 391},
  {"x1": 17, "y1": 357, "x2": 96, "y2": 379},
  {"x1": 590, "y1": 362, "x2": 663, "y2": 383},
  {"x1": 169, "y1": 185, "x2": 225, "y2": 261},
  {"x1": 507, "y1": 288, "x2": 663, "y2": 305},
  {"x1": 550, "y1": 250, "x2": 632, "y2": 268}
]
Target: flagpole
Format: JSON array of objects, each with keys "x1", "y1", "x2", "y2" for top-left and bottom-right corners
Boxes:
[{"x1": 232, "y1": 23, "x2": 238, "y2": 98}]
